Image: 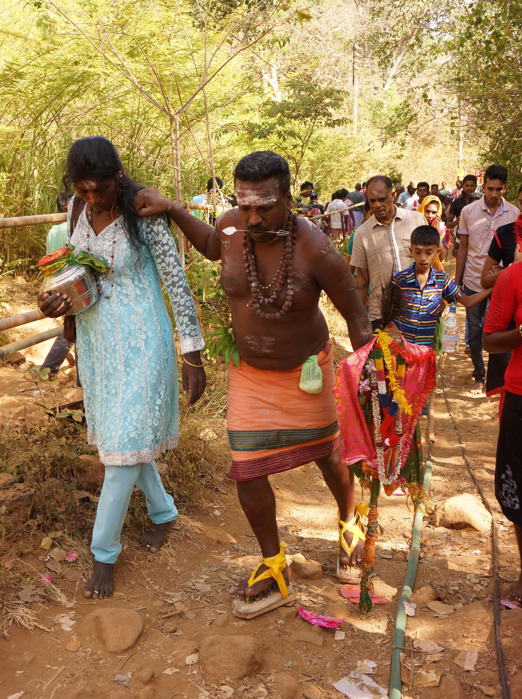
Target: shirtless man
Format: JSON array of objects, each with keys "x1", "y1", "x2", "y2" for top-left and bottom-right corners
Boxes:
[{"x1": 135, "y1": 151, "x2": 373, "y2": 616}]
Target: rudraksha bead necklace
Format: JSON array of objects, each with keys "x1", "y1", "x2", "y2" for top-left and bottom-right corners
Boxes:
[{"x1": 243, "y1": 212, "x2": 297, "y2": 319}]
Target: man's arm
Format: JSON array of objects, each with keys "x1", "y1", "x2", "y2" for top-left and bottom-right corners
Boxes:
[
  {"x1": 481, "y1": 255, "x2": 503, "y2": 288},
  {"x1": 135, "y1": 188, "x2": 221, "y2": 261},
  {"x1": 446, "y1": 212, "x2": 459, "y2": 230},
  {"x1": 311, "y1": 237, "x2": 372, "y2": 350},
  {"x1": 455, "y1": 231, "x2": 468, "y2": 286},
  {"x1": 355, "y1": 267, "x2": 369, "y2": 308}
]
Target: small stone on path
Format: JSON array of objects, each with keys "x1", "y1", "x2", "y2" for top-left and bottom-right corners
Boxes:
[
  {"x1": 199, "y1": 634, "x2": 262, "y2": 681},
  {"x1": 290, "y1": 553, "x2": 323, "y2": 579},
  {"x1": 81, "y1": 608, "x2": 143, "y2": 653}
]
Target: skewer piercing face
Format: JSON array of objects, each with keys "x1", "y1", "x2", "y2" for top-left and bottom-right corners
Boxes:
[{"x1": 235, "y1": 177, "x2": 293, "y2": 243}]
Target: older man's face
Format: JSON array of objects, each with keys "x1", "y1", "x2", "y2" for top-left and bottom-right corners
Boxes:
[{"x1": 367, "y1": 181, "x2": 395, "y2": 223}]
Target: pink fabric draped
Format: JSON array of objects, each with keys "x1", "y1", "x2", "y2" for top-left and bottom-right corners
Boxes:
[{"x1": 334, "y1": 335, "x2": 437, "y2": 470}]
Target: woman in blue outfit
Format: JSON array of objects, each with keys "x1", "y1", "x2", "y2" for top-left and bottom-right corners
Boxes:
[{"x1": 38, "y1": 137, "x2": 206, "y2": 599}]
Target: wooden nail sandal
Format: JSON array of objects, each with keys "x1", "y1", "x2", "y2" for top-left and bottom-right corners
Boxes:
[{"x1": 337, "y1": 505, "x2": 366, "y2": 584}]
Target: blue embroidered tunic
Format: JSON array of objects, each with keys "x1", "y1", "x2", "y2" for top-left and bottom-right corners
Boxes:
[{"x1": 68, "y1": 200, "x2": 204, "y2": 466}]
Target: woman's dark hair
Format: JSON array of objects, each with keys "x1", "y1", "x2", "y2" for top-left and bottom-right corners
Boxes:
[
  {"x1": 411, "y1": 225, "x2": 440, "y2": 247},
  {"x1": 234, "y1": 150, "x2": 291, "y2": 194},
  {"x1": 64, "y1": 136, "x2": 143, "y2": 250}
]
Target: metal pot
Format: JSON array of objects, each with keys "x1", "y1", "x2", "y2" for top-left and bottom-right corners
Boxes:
[{"x1": 40, "y1": 264, "x2": 99, "y2": 316}]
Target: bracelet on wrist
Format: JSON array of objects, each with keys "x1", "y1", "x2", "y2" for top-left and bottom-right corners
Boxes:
[{"x1": 183, "y1": 357, "x2": 204, "y2": 368}]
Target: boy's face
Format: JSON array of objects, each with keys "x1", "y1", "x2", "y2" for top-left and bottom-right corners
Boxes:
[{"x1": 410, "y1": 243, "x2": 441, "y2": 274}]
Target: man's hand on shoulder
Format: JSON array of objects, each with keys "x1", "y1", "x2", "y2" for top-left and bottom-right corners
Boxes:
[{"x1": 135, "y1": 188, "x2": 172, "y2": 218}]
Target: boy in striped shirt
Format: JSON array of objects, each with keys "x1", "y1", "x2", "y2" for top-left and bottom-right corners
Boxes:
[{"x1": 392, "y1": 226, "x2": 492, "y2": 347}]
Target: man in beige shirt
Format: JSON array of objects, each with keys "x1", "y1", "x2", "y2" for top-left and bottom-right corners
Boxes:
[{"x1": 351, "y1": 176, "x2": 426, "y2": 327}]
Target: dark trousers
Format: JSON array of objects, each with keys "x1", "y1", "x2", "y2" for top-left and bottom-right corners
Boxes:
[
  {"x1": 464, "y1": 284, "x2": 489, "y2": 382},
  {"x1": 42, "y1": 335, "x2": 73, "y2": 373}
]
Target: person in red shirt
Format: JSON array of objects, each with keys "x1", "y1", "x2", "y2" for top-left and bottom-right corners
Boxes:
[{"x1": 483, "y1": 264, "x2": 522, "y2": 605}]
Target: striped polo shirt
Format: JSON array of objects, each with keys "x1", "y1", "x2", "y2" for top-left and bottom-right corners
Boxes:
[{"x1": 392, "y1": 263, "x2": 462, "y2": 345}]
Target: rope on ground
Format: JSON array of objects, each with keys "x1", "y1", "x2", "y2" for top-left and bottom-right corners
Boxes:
[{"x1": 439, "y1": 367, "x2": 510, "y2": 699}]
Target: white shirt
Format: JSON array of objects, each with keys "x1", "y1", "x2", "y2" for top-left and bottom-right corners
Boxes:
[
  {"x1": 404, "y1": 195, "x2": 419, "y2": 210},
  {"x1": 327, "y1": 198, "x2": 351, "y2": 228}
]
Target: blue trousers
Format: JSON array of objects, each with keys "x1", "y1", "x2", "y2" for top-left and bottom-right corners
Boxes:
[
  {"x1": 91, "y1": 461, "x2": 177, "y2": 564},
  {"x1": 464, "y1": 285, "x2": 489, "y2": 382}
]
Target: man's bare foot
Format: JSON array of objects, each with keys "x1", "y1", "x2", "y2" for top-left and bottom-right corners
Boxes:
[
  {"x1": 83, "y1": 562, "x2": 115, "y2": 599},
  {"x1": 142, "y1": 521, "x2": 172, "y2": 553},
  {"x1": 237, "y1": 564, "x2": 291, "y2": 602},
  {"x1": 339, "y1": 528, "x2": 365, "y2": 570},
  {"x1": 470, "y1": 380, "x2": 485, "y2": 396}
]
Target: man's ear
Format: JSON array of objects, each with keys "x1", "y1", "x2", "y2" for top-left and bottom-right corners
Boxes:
[
  {"x1": 286, "y1": 190, "x2": 294, "y2": 208},
  {"x1": 409, "y1": 246, "x2": 414, "y2": 255}
]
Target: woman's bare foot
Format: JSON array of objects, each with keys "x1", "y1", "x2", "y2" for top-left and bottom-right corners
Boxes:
[
  {"x1": 83, "y1": 562, "x2": 115, "y2": 599},
  {"x1": 237, "y1": 564, "x2": 291, "y2": 602},
  {"x1": 142, "y1": 521, "x2": 172, "y2": 553}
]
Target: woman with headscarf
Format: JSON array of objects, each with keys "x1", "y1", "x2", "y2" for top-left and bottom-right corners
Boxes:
[
  {"x1": 417, "y1": 195, "x2": 447, "y2": 268},
  {"x1": 37, "y1": 137, "x2": 206, "y2": 599}
]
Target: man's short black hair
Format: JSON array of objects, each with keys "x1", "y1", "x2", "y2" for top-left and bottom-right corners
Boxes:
[
  {"x1": 518, "y1": 183, "x2": 522, "y2": 195},
  {"x1": 431, "y1": 184, "x2": 439, "y2": 188},
  {"x1": 411, "y1": 225, "x2": 440, "y2": 247},
  {"x1": 366, "y1": 175, "x2": 393, "y2": 190},
  {"x1": 484, "y1": 165, "x2": 508, "y2": 185},
  {"x1": 462, "y1": 174, "x2": 477, "y2": 185},
  {"x1": 56, "y1": 192, "x2": 72, "y2": 213},
  {"x1": 338, "y1": 188, "x2": 349, "y2": 198},
  {"x1": 417, "y1": 181, "x2": 430, "y2": 190},
  {"x1": 300, "y1": 180, "x2": 314, "y2": 192},
  {"x1": 234, "y1": 151, "x2": 291, "y2": 193},
  {"x1": 206, "y1": 177, "x2": 223, "y2": 191},
  {"x1": 310, "y1": 191, "x2": 318, "y2": 199}
]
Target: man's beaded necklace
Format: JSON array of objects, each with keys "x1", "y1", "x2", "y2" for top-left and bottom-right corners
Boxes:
[{"x1": 243, "y1": 212, "x2": 297, "y2": 320}]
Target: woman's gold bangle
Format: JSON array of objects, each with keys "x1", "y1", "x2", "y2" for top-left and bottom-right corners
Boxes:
[{"x1": 183, "y1": 357, "x2": 204, "y2": 368}]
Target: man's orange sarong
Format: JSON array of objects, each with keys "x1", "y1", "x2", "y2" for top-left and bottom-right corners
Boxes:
[{"x1": 227, "y1": 341, "x2": 340, "y2": 481}]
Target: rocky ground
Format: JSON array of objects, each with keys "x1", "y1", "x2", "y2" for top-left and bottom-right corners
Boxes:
[{"x1": 1, "y1": 277, "x2": 521, "y2": 699}]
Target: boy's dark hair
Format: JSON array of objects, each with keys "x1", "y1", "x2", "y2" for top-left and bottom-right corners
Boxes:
[
  {"x1": 234, "y1": 151, "x2": 291, "y2": 193},
  {"x1": 56, "y1": 192, "x2": 72, "y2": 213},
  {"x1": 484, "y1": 165, "x2": 508, "y2": 185},
  {"x1": 206, "y1": 177, "x2": 223, "y2": 191},
  {"x1": 417, "y1": 181, "x2": 430, "y2": 190},
  {"x1": 300, "y1": 180, "x2": 314, "y2": 192},
  {"x1": 338, "y1": 188, "x2": 349, "y2": 198},
  {"x1": 462, "y1": 174, "x2": 477, "y2": 185},
  {"x1": 518, "y1": 183, "x2": 522, "y2": 194},
  {"x1": 411, "y1": 225, "x2": 440, "y2": 247}
]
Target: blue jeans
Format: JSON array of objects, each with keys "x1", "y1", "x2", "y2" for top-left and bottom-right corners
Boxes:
[
  {"x1": 91, "y1": 461, "x2": 177, "y2": 564},
  {"x1": 464, "y1": 285, "x2": 489, "y2": 382}
]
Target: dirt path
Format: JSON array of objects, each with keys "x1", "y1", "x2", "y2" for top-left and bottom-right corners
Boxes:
[{"x1": 1, "y1": 286, "x2": 521, "y2": 698}]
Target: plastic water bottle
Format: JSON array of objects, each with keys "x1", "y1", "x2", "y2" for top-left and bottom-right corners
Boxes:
[{"x1": 442, "y1": 306, "x2": 460, "y2": 353}]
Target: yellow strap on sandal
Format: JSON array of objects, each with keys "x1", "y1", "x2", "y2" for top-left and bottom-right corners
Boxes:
[
  {"x1": 338, "y1": 503, "x2": 366, "y2": 558},
  {"x1": 247, "y1": 542, "x2": 289, "y2": 599}
]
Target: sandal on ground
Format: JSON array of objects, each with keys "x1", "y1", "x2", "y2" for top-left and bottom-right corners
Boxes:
[
  {"x1": 337, "y1": 503, "x2": 367, "y2": 584},
  {"x1": 232, "y1": 543, "x2": 296, "y2": 619}
]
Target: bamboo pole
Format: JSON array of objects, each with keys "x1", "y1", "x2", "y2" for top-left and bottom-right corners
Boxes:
[
  {"x1": 0, "y1": 326, "x2": 63, "y2": 358},
  {"x1": 0, "y1": 213, "x2": 66, "y2": 229},
  {"x1": 0, "y1": 309, "x2": 43, "y2": 332}
]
